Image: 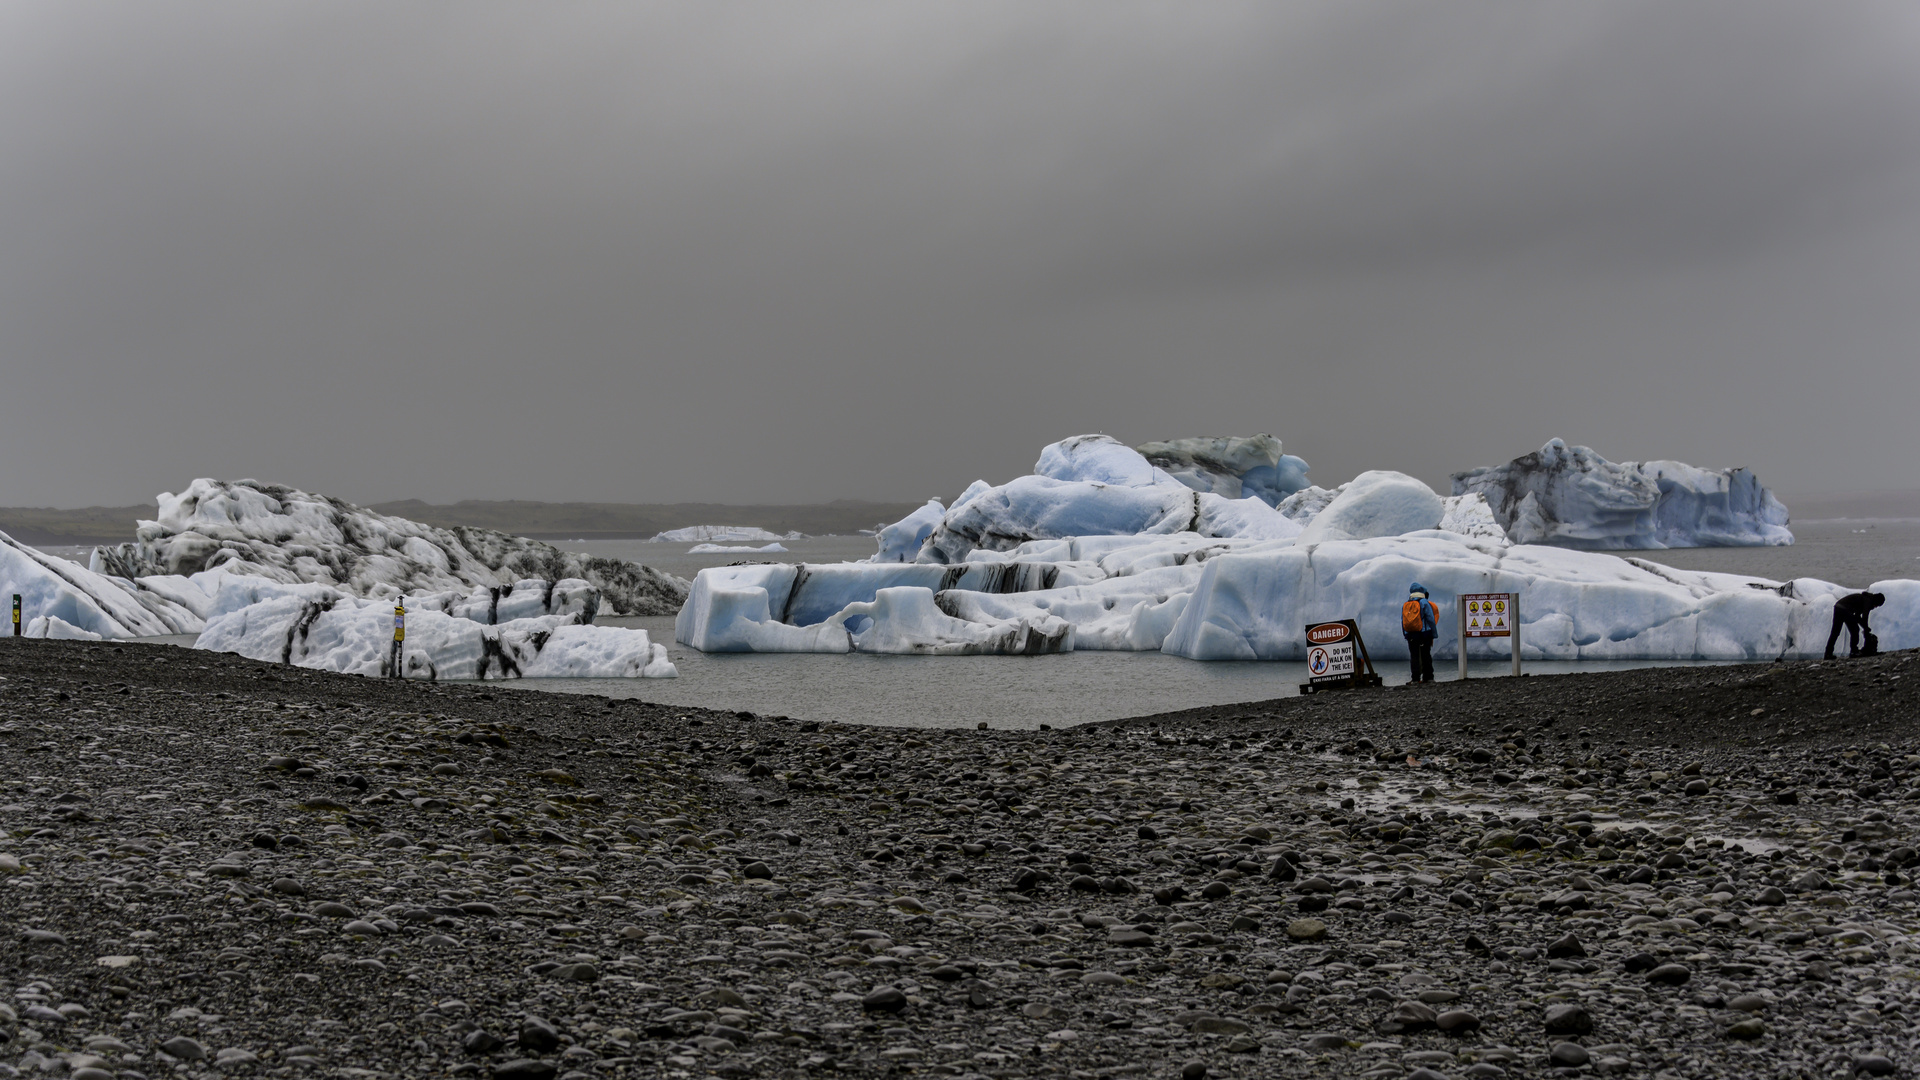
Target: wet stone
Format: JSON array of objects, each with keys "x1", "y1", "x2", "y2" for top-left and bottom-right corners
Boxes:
[
  {"x1": 1543, "y1": 1003, "x2": 1593, "y2": 1036},
  {"x1": 1550, "y1": 1042, "x2": 1591, "y2": 1067},
  {"x1": 160, "y1": 1036, "x2": 207, "y2": 1061},
  {"x1": 1646, "y1": 964, "x2": 1692, "y2": 986},
  {"x1": 1286, "y1": 918, "x2": 1327, "y2": 942}
]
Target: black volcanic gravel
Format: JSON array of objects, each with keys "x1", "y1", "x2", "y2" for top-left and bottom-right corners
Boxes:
[{"x1": 1, "y1": 638, "x2": 1917, "y2": 1080}]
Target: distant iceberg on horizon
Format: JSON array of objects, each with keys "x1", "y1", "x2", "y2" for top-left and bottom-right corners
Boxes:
[{"x1": 649, "y1": 525, "x2": 802, "y2": 543}]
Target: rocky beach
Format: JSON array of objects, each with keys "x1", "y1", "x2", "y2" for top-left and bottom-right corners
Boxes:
[{"x1": 2, "y1": 639, "x2": 1916, "y2": 1080}]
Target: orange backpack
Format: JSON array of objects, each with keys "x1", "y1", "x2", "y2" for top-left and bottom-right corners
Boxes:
[{"x1": 1402, "y1": 598, "x2": 1428, "y2": 634}]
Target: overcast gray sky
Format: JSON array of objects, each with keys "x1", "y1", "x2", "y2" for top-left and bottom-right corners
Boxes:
[{"x1": 3, "y1": 1, "x2": 1918, "y2": 510}]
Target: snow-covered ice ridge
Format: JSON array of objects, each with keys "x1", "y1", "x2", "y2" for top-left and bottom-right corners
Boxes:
[
  {"x1": 1453, "y1": 439, "x2": 1792, "y2": 549},
  {"x1": 91, "y1": 479, "x2": 689, "y2": 615},
  {"x1": 650, "y1": 525, "x2": 802, "y2": 543}
]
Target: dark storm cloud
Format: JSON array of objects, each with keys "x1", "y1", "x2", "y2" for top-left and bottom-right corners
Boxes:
[{"x1": 2, "y1": 1, "x2": 1917, "y2": 511}]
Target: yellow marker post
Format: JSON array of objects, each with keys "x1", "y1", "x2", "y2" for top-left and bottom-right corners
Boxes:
[
  {"x1": 389, "y1": 600, "x2": 406, "y2": 677},
  {"x1": 10, "y1": 595, "x2": 19, "y2": 637}
]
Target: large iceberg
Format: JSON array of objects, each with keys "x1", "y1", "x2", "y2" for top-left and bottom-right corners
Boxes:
[
  {"x1": 1134, "y1": 434, "x2": 1311, "y2": 507},
  {"x1": 898, "y1": 435, "x2": 1310, "y2": 564},
  {"x1": 1452, "y1": 439, "x2": 1792, "y2": 549},
  {"x1": 195, "y1": 591, "x2": 676, "y2": 679},
  {"x1": 91, "y1": 479, "x2": 689, "y2": 614}
]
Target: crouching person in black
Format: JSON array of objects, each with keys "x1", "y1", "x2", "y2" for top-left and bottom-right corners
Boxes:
[{"x1": 1825, "y1": 591, "x2": 1886, "y2": 659}]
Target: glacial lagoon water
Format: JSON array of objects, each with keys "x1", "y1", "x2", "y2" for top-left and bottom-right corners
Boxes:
[{"x1": 106, "y1": 519, "x2": 1920, "y2": 729}]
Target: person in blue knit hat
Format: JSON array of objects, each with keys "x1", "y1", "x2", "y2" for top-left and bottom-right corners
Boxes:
[{"x1": 1401, "y1": 582, "x2": 1440, "y2": 684}]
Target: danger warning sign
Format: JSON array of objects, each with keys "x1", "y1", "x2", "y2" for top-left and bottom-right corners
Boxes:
[{"x1": 1461, "y1": 592, "x2": 1513, "y2": 638}]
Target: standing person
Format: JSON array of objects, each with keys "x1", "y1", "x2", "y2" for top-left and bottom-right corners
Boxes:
[
  {"x1": 1825, "y1": 591, "x2": 1886, "y2": 659},
  {"x1": 1401, "y1": 583, "x2": 1440, "y2": 683}
]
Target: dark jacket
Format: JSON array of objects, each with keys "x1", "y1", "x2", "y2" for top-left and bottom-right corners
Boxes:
[{"x1": 1835, "y1": 592, "x2": 1887, "y2": 622}]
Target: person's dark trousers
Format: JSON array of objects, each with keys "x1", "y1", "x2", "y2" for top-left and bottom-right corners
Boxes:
[
  {"x1": 1407, "y1": 634, "x2": 1435, "y2": 682},
  {"x1": 1826, "y1": 611, "x2": 1864, "y2": 659}
]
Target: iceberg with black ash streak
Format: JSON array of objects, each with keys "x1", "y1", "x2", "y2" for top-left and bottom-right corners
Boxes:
[
  {"x1": 1134, "y1": 434, "x2": 1311, "y2": 507},
  {"x1": 195, "y1": 590, "x2": 677, "y2": 679},
  {"x1": 91, "y1": 478, "x2": 689, "y2": 614},
  {"x1": 1451, "y1": 439, "x2": 1791, "y2": 549}
]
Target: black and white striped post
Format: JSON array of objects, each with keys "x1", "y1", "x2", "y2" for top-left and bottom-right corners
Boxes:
[{"x1": 390, "y1": 598, "x2": 405, "y2": 677}]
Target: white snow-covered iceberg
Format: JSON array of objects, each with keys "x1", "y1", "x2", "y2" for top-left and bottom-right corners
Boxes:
[
  {"x1": 1134, "y1": 434, "x2": 1311, "y2": 507},
  {"x1": 651, "y1": 525, "x2": 801, "y2": 543},
  {"x1": 195, "y1": 592, "x2": 676, "y2": 679},
  {"x1": 91, "y1": 479, "x2": 689, "y2": 615},
  {"x1": 1452, "y1": 439, "x2": 1792, "y2": 549},
  {"x1": 688, "y1": 542, "x2": 788, "y2": 554}
]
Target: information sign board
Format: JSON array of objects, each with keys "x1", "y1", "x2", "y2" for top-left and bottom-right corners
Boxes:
[{"x1": 1461, "y1": 593, "x2": 1513, "y2": 638}]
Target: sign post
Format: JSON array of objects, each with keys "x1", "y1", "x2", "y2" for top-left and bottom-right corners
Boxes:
[
  {"x1": 390, "y1": 599, "x2": 406, "y2": 678},
  {"x1": 1459, "y1": 591, "x2": 1521, "y2": 678},
  {"x1": 10, "y1": 595, "x2": 19, "y2": 637},
  {"x1": 1300, "y1": 619, "x2": 1383, "y2": 694}
]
